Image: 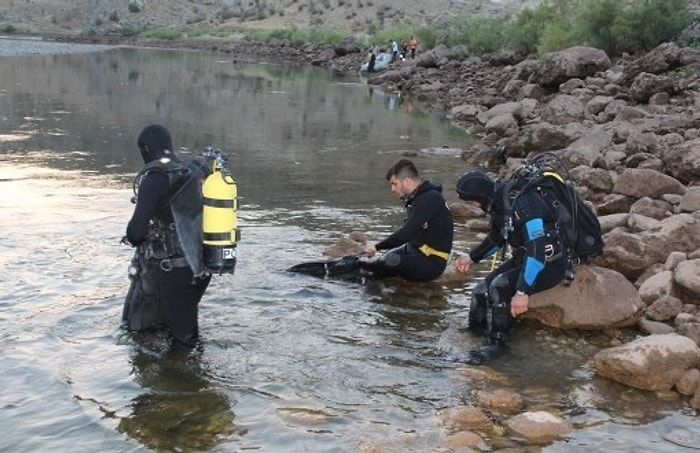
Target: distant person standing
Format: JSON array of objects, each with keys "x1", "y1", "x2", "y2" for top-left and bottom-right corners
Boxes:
[
  {"x1": 391, "y1": 39, "x2": 399, "y2": 62},
  {"x1": 409, "y1": 36, "x2": 418, "y2": 59},
  {"x1": 367, "y1": 49, "x2": 376, "y2": 72}
]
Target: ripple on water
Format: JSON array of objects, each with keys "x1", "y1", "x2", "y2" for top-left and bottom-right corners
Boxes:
[
  {"x1": 546, "y1": 411, "x2": 700, "y2": 452},
  {"x1": 1, "y1": 85, "x2": 695, "y2": 450}
]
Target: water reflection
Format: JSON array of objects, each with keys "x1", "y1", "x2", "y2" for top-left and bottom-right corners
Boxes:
[
  {"x1": 367, "y1": 86, "x2": 417, "y2": 114},
  {"x1": 0, "y1": 44, "x2": 469, "y2": 211},
  {"x1": 118, "y1": 335, "x2": 241, "y2": 451},
  {"x1": 366, "y1": 278, "x2": 451, "y2": 332}
]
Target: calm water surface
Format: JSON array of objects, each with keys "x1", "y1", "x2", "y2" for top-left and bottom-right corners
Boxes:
[{"x1": 0, "y1": 42, "x2": 698, "y2": 452}]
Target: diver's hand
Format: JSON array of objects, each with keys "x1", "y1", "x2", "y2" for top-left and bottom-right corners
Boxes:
[
  {"x1": 511, "y1": 292, "x2": 529, "y2": 317},
  {"x1": 364, "y1": 242, "x2": 377, "y2": 258},
  {"x1": 455, "y1": 254, "x2": 472, "y2": 273}
]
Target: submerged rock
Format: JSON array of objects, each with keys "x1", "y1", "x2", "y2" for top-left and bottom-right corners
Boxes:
[{"x1": 593, "y1": 333, "x2": 700, "y2": 391}]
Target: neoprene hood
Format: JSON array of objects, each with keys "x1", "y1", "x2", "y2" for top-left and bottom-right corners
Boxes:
[
  {"x1": 456, "y1": 170, "x2": 495, "y2": 209},
  {"x1": 137, "y1": 124, "x2": 173, "y2": 163}
]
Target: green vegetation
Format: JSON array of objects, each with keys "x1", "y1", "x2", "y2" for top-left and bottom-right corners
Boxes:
[
  {"x1": 0, "y1": 23, "x2": 25, "y2": 34},
  {"x1": 366, "y1": 23, "x2": 436, "y2": 50},
  {"x1": 110, "y1": 0, "x2": 692, "y2": 57},
  {"x1": 413, "y1": 26, "x2": 437, "y2": 51},
  {"x1": 446, "y1": 0, "x2": 693, "y2": 57},
  {"x1": 242, "y1": 26, "x2": 347, "y2": 45},
  {"x1": 118, "y1": 23, "x2": 347, "y2": 45},
  {"x1": 447, "y1": 17, "x2": 504, "y2": 54},
  {"x1": 132, "y1": 26, "x2": 233, "y2": 40},
  {"x1": 367, "y1": 23, "x2": 411, "y2": 46}
]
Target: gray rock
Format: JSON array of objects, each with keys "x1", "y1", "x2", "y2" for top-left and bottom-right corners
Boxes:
[
  {"x1": 593, "y1": 333, "x2": 700, "y2": 391},
  {"x1": 526, "y1": 266, "x2": 642, "y2": 329}
]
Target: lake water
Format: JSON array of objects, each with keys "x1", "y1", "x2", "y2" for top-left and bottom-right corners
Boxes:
[{"x1": 0, "y1": 40, "x2": 698, "y2": 452}]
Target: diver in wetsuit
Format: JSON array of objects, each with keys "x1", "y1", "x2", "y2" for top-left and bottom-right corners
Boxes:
[
  {"x1": 454, "y1": 170, "x2": 569, "y2": 348},
  {"x1": 364, "y1": 159, "x2": 454, "y2": 282},
  {"x1": 122, "y1": 124, "x2": 211, "y2": 347}
]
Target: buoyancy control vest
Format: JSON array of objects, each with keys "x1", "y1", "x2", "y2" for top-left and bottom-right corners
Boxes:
[
  {"x1": 502, "y1": 152, "x2": 604, "y2": 266},
  {"x1": 132, "y1": 148, "x2": 239, "y2": 276}
]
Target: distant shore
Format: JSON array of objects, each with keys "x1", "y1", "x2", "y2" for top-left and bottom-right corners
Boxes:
[
  {"x1": 0, "y1": 35, "x2": 115, "y2": 56},
  {"x1": 10, "y1": 33, "x2": 341, "y2": 61}
]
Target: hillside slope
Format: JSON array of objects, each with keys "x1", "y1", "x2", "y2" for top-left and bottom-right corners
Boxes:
[{"x1": 0, "y1": 0, "x2": 534, "y2": 36}]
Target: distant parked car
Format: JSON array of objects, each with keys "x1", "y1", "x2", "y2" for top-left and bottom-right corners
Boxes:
[{"x1": 360, "y1": 52, "x2": 392, "y2": 73}]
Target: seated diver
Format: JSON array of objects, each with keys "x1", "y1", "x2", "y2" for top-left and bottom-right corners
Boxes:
[
  {"x1": 453, "y1": 170, "x2": 569, "y2": 363},
  {"x1": 288, "y1": 159, "x2": 453, "y2": 282},
  {"x1": 362, "y1": 158, "x2": 454, "y2": 282}
]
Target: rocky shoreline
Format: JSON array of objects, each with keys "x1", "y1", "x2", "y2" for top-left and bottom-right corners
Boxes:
[
  {"x1": 369, "y1": 41, "x2": 700, "y2": 414},
  {"x1": 286, "y1": 35, "x2": 700, "y2": 432},
  {"x1": 7, "y1": 33, "x2": 700, "y2": 448}
]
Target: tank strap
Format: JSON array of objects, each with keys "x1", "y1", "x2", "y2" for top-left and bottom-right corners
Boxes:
[
  {"x1": 204, "y1": 231, "x2": 237, "y2": 242},
  {"x1": 204, "y1": 196, "x2": 236, "y2": 209},
  {"x1": 418, "y1": 244, "x2": 449, "y2": 261}
]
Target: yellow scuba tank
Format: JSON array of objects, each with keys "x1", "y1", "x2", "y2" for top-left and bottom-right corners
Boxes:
[{"x1": 202, "y1": 148, "x2": 239, "y2": 274}]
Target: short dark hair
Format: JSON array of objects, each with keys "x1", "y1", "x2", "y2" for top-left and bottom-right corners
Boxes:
[{"x1": 385, "y1": 158, "x2": 419, "y2": 181}]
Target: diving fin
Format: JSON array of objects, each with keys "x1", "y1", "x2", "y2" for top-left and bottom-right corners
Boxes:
[{"x1": 287, "y1": 253, "x2": 365, "y2": 278}]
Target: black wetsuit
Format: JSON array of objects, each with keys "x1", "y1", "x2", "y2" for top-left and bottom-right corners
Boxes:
[
  {"x1": 468, "y1": 184, "x2": 568, "y2": 342},
  {"x1": 368, "y1": 180, "x2": 454, "y2": 282},
  {"x1": 124, "y1": 159, "x2": 211, "y2": 347}
]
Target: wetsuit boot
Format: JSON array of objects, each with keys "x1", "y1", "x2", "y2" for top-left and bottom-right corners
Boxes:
[
  {"x1": 467, "y1": 280, "x2": 489, "y2": 336},
  {"x1": 462, "y1": 275, "x2": 512, "y2": 364}
]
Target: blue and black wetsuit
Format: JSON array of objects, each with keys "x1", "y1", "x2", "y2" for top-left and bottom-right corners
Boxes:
[
  {"x1": 468, "y1": 184, "x2": 568, "y2": 341},
  {"x1": 367, "y1": 180, "x2": 454, "y2": 282}
]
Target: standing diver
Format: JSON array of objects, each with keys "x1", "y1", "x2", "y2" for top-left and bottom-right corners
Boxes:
[
  {"x1": 122, "y1": 124, "x2": 211, "y2": 348},
  {"x1": 454, "y1": 170, "x2": 569, "y2": 360},
  {"x1": 363, "y1": 158, "x2": 454, "y2": 282}
]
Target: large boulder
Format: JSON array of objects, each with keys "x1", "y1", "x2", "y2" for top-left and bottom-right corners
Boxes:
[
  {"x1": 476, "y1": 101, "x2": 523, "y2": 125},
  {"x1": 638, "y1": 271, "x2": 675, "y2": 304},
  {"x1": 663, "y1": 138, "x2": 700, "y2": 184},
  {"x1": 612, "y1": 168, "x2": 687, "y2": 199},
  {"x1": 416, "y1": 44, "x2": 450, "y2": 68},
  {"x1": 622, "y1": 42, "x2": 682, "y2": 82},
  {"x1": 571, "y1": 166, "x2": 615, "y2": 193},
  {"x1": 629, "y1": 72, "x2": 674, "y2": 103},
  {"x1": 501, "y1": 122, "x2": 575, "y2": 156},
  {"x1": 448, "y1": 103, "x2": 484, "y2": 122},
  {"x1": 679, "y1": 187, "x2": 700, "y2": 212},
  {"x1": 563, "y1": 129, "x2": 613, "y2": 166},
  {"x1": 674, "y1": 259, "x2": 700, "y2": 300},
  {"x1": 332, "y1": 37, "x2": 361, "y2": 57},
  {"x1": 530, "y1": 46, "x2": 611, "y2": 87},
  {"x1": 598, "y1": 214, "x2": 700, "y2": 279},
  {"x1": 526, "y1": 266, "x2": 642, "y2": 329},
  {"x1": 543, "y1": 94, "x2": 585, "y2": 125},
  {"x1": 593, "y1": 333, "x2": 700, "y2": 391}
]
